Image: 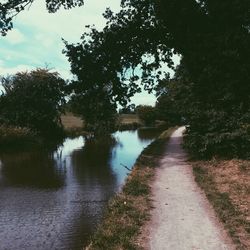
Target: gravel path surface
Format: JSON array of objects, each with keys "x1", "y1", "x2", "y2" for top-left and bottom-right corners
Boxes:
[{"x1": 140, "y1": 127, "x2": 234, "y2": 250}]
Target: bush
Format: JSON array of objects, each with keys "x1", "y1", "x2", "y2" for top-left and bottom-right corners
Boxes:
[
  {"x1": 136, "y1": 105, "x2": 156, "y2": 126},
  {"x1": 0, "y1": 69, "x2": 66, "y2": 137},
  {"x1": 184, "y1": 124, "x2": 250, "y2": 159}
]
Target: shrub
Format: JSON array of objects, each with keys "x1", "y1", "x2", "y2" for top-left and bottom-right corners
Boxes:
[
  {"x1": 184, "y1": 124, "x2": 250, "y2": 159},
  {"x1": 136, "y1": 105, "x2": 156, "y2": 126},
  {"x1": 0, "y1": 68, "x2": 66, "y2": 137}
]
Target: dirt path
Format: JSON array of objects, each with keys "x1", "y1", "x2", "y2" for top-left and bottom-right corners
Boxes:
[{"x1": 139, "y1": 127, "x2": 234, "y2": 250}]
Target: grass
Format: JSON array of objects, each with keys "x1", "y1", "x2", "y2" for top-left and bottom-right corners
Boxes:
[
  {"x1": 117, "y1": 114, "x2": 142, "y2": 131},
  {"x1": 61, "y1": 113, "x2": 142, "y2": 135},
  {"x1": 192, "y1": 159, "x2": 250, "y2": 250},
  {"x1": 61, "y1": 113, "x2": 140, "y2": 129},
  {"x1": 61, "y1": 112, "x2": 88, "y2": 137},
  {"x1": 118, "y1": 114, "x2": 141, "y2": 125},
  {"x1": 85, "y1": 127, "x2": 176, "y2": 250},
  {"x1": 61, "y1": 112, "x2": 84, "y2": 129}
]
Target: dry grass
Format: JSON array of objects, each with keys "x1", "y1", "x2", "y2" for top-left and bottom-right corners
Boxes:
[
  {"x1": 61, "y1": 113, "x2": 139, "y2": 129},
  {"x1": 85, "y1": 127, "x2": 176, "y2": 250},
  {"x1": 192, "y1": 159, "x2": 250, "y2": 250},
  {"x1": 61, "y1": 113, "x2": 142, "y2": 134},
  {"x1": 61, "y1": 112, "x2": 84, "y2": 129},
  {"x1": 118, "y1": 114, "x2": 141, "y2": 125}
]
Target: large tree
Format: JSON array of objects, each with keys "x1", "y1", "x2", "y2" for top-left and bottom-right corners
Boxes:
[{"x1": 64, "y1": 0, "x2": 250, "y2": 157}]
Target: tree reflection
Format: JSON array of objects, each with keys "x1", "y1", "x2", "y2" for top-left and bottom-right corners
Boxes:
[
  {"x1": 137, "y1": 128, "x2": 161, "y2": 142},
  {"x1": 70, "y1": 135, "x2": 118, "y2": 186},
  {"x1": 0, "y1": 150, "x2": 65, "y2": 188}
]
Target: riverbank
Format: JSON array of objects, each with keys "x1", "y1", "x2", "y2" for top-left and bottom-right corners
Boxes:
[
  {"x1": 62, "y1": 113, "x2": 143, "y2": 136},
  {"x1": 86, "y1": 127, "x2": 176, "y2": 250},
  {"x1": 192, "y1": 159, "x2": 250, "y2": 249},
  {"x1": 0, "y1": 113, "x2": 141, "y2": 150}
]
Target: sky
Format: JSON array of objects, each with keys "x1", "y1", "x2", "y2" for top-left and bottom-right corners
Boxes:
[{"x1": 0, "y1": 0, "x2": 179, "y2": 106}]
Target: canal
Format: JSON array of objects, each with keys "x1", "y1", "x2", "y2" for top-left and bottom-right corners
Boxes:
[{"x1": 0, "y1": 129, "x2": 159, "y2": 250}]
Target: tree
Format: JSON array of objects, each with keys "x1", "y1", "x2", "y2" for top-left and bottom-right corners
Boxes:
[
  {"x1": 136, "y1": 105, "x2": 156, "y2": 126},
  {"x1": 0, "y1": 68, "x2": 66, "y2": 137},
  {"x1": 69, "y1": 87, "x2": 118, "y2": 136},
  {"x1": 155, "y1": 91, "x2": 182, "y2": 127},
  {"x1": 64, "y1": 0, "x2": 250, "y2": 158},
  {"x1": 118, "y1": 104, "x2": 136, "y2": 114},
  {"x1": 157, "y1": 60, "x2": 250, "y2": 159}
]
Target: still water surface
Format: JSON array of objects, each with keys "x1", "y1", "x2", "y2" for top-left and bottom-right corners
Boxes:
[{"x1": 0, "y1": 129, "x2": 159, "y2": 250}]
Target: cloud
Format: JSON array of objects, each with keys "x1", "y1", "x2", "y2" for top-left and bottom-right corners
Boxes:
[
  {"x1": 130, "y1": 92, "x2": 156, "y2": 106},
  {"x1": 2, "y1": 28, "x2": 26, "y2": 45},
  {"x1": 16, "y1": 0, "x2": 121, "y2": 42},
  {"x1": 35, "y1": 34, "x2": 55, "y2": 48}
]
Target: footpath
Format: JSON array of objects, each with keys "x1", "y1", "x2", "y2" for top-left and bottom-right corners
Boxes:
[{"x1": 139, "y1": 127, "x2": 234, "y2": 250}]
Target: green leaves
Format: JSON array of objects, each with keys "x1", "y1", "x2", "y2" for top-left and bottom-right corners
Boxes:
[{"x1": 0, "y1": 69, "x2": 66, "y2": 137}]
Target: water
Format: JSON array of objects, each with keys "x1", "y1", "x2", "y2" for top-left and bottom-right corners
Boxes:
[{"x1": 0, "y1": 129, "x2": 160, "y2": 250}]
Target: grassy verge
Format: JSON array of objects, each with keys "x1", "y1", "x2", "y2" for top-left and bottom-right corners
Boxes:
[
  {"x1": 86, "y1": 127, "x2": 176, "y2": 250},
  {"x1": 192, "y1": 159, "x2": 250, "y2": 250}
]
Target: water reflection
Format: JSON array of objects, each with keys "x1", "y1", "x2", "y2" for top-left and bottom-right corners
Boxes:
[
  {"x1": 0, "y1": 129, "x2": 160, "y2": 250},
  {"x1": 0, "y1": 151, "x2": 65, "y2": 188},
  {"x1": 137, "y1": 127, "x2": 161, "y2": 141}
]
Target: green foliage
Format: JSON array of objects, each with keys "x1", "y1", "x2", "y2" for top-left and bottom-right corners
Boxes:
[
  {"x1": 155, "y1": 80, "x2": 183, "y2": 126},
  {"x1": 118, "y1": 104, "x2": 136, "y2": 114},
  {"x1": 184, "y1": 121, "x2": 250, "y2": 159},
  {"x1": 63, "y1": 0, "x2": 173, "y2": 108},
  {"x1": 158, "y1": 62, "x2": 250, "y2": 159},
  {"x1": 63, "y1": 0, "x2": 250, "y2": 156},
  {"x1": 0, "y1": 69, "x2": 66, "y2": 137},
  {"x1": 69, "y1": 89, "x2": 118, "y2": 136},
  {"x1": 136, "y1": 105, "x2": 156, "y2": 126}
]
